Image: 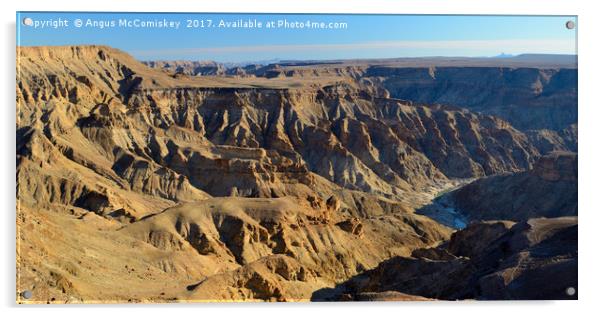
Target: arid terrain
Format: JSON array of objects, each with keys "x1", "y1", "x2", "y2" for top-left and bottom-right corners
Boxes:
[{"x1": 16, "y1": 45, "x2": 577, "y2": 303}]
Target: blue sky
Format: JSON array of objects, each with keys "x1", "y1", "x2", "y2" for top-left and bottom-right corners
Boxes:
[{"x1": 17, "y1": 12, "x2": 577, "y2": 62}]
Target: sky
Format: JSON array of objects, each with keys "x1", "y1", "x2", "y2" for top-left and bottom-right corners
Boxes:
[{"x1": 16, "y1": 12, "x2": 577, "y2": 62}]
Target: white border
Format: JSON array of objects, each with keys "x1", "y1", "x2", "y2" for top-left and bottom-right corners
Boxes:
[{"x1": 2, "y1": 1, "x2": 600, "y2": 316}]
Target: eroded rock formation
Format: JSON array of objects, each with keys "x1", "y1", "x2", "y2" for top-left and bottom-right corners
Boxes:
[
  {"x1": 315, "y1": 217, "x2": 577, "y2": 300},
  {"x1": 16, "y1": 45, "x2": 577, "y2": 302}
]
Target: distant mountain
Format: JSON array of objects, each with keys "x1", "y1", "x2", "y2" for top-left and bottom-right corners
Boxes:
[{"x1": 493, "y1": 52, "x2": 515, "y2": 58}]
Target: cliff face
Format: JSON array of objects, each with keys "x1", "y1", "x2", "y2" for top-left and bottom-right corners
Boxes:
[
  {"x1": 316, "y1": 216, "x2": 577, "y2": 301},
  {"x1": 17, "y1": 45, "x2": 542, "y2": 205},
  {"x1": 450, "y1": 152, "x2": 577, "y2": 222},
  {"x1": 146, "y1": 59, "x2": 578, "y2": 137},
  {"x1": 16, "y1": 45, "x2": 577, "y2": 302},
  {"x1": 143, "y1": 60, "x2": 228, "y2": 76},
  {"x1": 366, "y1": 66, "x2": 577, "y2": 133}
]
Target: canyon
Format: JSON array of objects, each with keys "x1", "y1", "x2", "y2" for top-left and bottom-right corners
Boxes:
[{"x1": 16, "y1": 45, "x2": 577, "y2": 302}]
